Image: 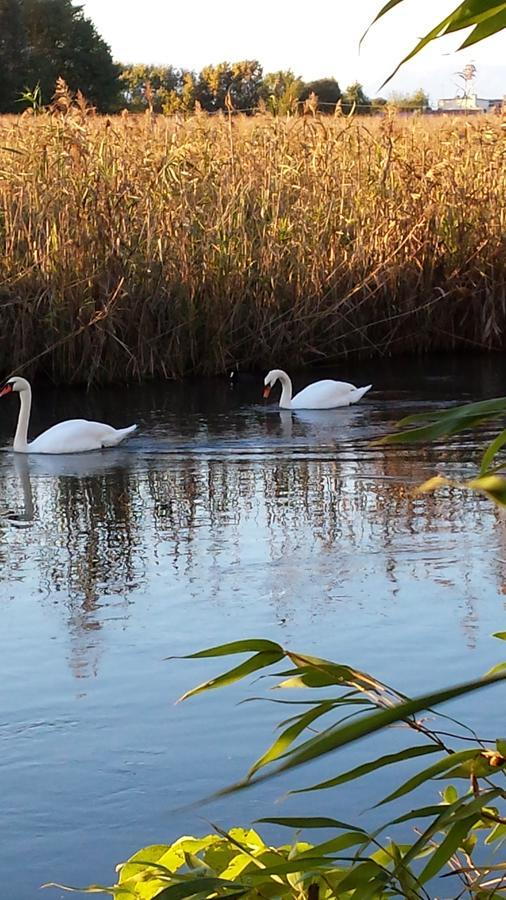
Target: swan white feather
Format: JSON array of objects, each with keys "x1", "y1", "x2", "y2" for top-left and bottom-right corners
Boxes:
[
  {"x1": 263, "y1": 369, "x2": 371, "y2": 410},
  {"x1": 0, "y1": 377, "x2": 137, "y2": 454}
]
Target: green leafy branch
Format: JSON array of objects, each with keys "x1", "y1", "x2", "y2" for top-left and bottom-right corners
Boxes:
[
  {"x1": 376, "y1": 396, "x2": 506, "y2": 505},
  {"x1": 50, "y1": 638, "x2": 506, "y2": 898},
  {"x1": 364, "y1": 0, "x2": 506, "y2": 86}
]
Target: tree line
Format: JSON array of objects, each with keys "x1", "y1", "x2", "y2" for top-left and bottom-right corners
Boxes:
[{"x1": 0, "y1": 0, "x2": 429, "y2": 114}]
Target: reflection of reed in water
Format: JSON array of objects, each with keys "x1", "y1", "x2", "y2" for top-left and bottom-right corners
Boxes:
[
  {"x1": 0, "y1": 452, "x2": 142, "y2": 678},
  {"x1": 0, "y1": 441, "x2": 500, "y2": 675}
]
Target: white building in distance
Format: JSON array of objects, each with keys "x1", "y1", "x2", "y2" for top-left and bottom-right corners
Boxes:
[{"x1": 437, "y1": 93, "x2": 504, "y2": 112}]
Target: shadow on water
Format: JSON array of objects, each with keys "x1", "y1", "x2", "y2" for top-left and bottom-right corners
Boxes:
[{"x1": 1, "y1": 355, "x2": 506, "y2": 897}]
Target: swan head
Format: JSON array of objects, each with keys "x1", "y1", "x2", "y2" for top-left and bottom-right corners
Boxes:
[
  {"x1": 0, "y1": 376, "x2": 31, "y2": 397},
  {"x1": 263, "y1": 369, "x2": 285, "y2": 399}
]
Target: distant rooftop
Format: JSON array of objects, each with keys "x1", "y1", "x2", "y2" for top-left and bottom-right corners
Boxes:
[{"x1": 437, "y1": 92, "x2": 504, "y2": 113}]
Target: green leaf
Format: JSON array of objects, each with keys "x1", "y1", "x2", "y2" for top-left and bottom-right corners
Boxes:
[
  {"x1": 466, "y1": 475, "x2": 506, "y2": 507},
  {"x1": 177, "y1": 651, "x2": 284, "y2": 702},
  {"x1": 444, "y1": 0, "x2": 506, "y2": 32},
  {"x1": 376, "y1": 750, "x2": 479, "y2": 807},
  {"x1": 169, "y1": 640, "x2": 283, "y2": 660},
  {"x1": 209, "y1": 669, "x2": 506, "y2": 797},
  {"x1": 360, "y1": 0, "x2": 410, "y2": 46},
  {"x1": 401, "y1": 789, "x2": 503, "y2": 870},
  {"x1": 255, "y1": 816, "x2": 365, "y2": 832},
  {"x1": 485, "y1": 822, "x2": 506, "y2": 845},
  {"x1": 381, "y1": 805, "x2": 449, "y2": 829},
  {"x1": 492, "y1": 632, "x2": 506, "y2": 641},
  {"x1": 480, "y1": 429, "x2": 506, "y2": 474},
  {"x1": 442, "y1": 785, "x2": 459, "y2": 804},
  {"x1": 485, "y1": 661, "x2": 506, "y2": 676},
  {"x1": 152, "y1": 880, "x2": 248, "y2": 900},
  {"x1": 41, "y1": 884, "x2": 117, "y2": 894},
  {"x1": 243, "y1": 849, "x2": 364, "y2": 878},
  {"x1": 334, "y1": 861, "x2": 387, "y2": 894},
  {"x1": 418, "y1": 815, "x2": 480, "y2": 884},
  {"x1": 369, "y1": 0, "x2": 506, "y2": 86},
  {"x1": 292, "y1": 745, "x2": 440, "y2": 793},
  {"x1": 461, "y1": 8, "x2": 506, "y2": 45},
  {"x1": 295, "y1": 832, "x2": 368, "y2": 858},
  {"x1": 376, "y1": 397, "x2": 506, "y2": 446},
  {"x1": 247, "y1": 701, "x2": 336, "y2": 778},
  {"x1": 496, "y1": 739, "x2": 506, "y2": 756}
]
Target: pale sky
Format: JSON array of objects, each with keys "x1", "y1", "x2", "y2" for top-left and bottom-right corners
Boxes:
[{"x1": 80, "y1": 0, "x2": 505, "y2": 104}]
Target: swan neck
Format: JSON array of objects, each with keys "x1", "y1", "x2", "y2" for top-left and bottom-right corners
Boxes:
[
  {"x1": 278, "y1": 372, "x2": 292, "y2": 409},
  {"x1": 13, "y1": 387, "x2": 31, "y2": 452}
]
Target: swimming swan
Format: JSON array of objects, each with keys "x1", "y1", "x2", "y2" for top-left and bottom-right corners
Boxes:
[
  {"x1": 0, "y1": 377, "x2": 137, "y2": 454},
  {"x1": 263, "y1": 369, "x2": 372, "y2": 410}
]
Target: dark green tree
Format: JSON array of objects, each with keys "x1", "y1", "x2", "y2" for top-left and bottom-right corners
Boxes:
[
  {"x1": 299, "y1": 78, "x2": 341, "y2": 111},
  {"x1": 22, "y1": 0, "x2": 120, "y2": 110},
  {"x1": 0, "y1": 0, "x2": 27, "y2": 111}
]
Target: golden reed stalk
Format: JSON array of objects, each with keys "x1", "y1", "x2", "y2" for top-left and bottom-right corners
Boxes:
[{"x1": 0, "y1": 107, "x2": 504, "y2": 384}]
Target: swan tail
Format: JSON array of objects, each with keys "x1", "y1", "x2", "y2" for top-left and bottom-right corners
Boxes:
[
  {"x1": 350, "y1": 384, "x2": 372, "y2": 404},
  {"x1": 103, "y1": 424, "x2": 137, "y2": 447}
]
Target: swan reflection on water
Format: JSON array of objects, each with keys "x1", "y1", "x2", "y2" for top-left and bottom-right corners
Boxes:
[{"x1": 1, "y1": 448, "x2": 138, "y2": 526}]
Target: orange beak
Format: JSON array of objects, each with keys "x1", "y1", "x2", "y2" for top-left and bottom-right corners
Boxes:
[
  {"x1": 0, "y1": 383, "x2": 13, "y2": 398},
  {"x1": 263, "y1": 386, "x2": 271, "y2": 399}
]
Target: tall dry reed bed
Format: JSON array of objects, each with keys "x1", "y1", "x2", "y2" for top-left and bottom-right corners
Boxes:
[{"x1": 0, "y1": 108, "x2": 504, "y2": 383}]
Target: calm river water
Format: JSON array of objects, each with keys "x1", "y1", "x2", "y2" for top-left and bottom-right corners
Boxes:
[{"x1": 1, "y1": 355, "x2": 506, "y2": 898}]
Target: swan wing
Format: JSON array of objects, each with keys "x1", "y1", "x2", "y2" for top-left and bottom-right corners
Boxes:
[
  {"x1": 27, "y1": 420, "x2": 137, "y2": 454},
  {"x1": 291, "y1": 380, "x2": 366, "y2": 409}
]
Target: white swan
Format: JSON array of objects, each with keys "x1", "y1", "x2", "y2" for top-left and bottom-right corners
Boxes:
[
  {"x1": 0, "y1": 377, "x2": 137, "y2": 454},
  {"x1": 263, "y1": 369, "x2": 372, "y2": 410}
]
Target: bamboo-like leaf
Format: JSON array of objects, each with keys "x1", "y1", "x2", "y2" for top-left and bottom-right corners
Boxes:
[
  {"x1": 242, "y1": 849, "x2": 364, "y2": 878},
  {"x1": 485, "y1": 822, "x2": 506, "y2": 845},
  {"x1": 372, "y1": 0, "x2": 506, "y2": 86},
  {"x1": 401, "y1": 789, "x2": 503, "y2": 870},
  {"x1": 168, "y1": 639, "x2": 283, "y2": 660},
  {"x1": 177, "y1": 651, "x2": 284, "y2": 703},
  {"x1": 380, "y1": 805, "x2": 448, "y2": 829},
  {"x1": 466, "y1": 475, "x2": 506, "y2": 507},
  {"x1": 446, "y1": 0, "x2": 506, "y2": 32},
  {"x1": 460, "y1": 7, "x2": 506, "y2": 44},
  {"x1": 480, "y1": 429, "x2": 506, "y2": 474},
  {"x1": 376, "y1": 397, "x2": 506, "y2": 446},
  {"x1": 418, "y1": 815, "x2": 479, "y2": 884},
  {"x1": 416, "y1": 475, "x2": 450, "y2": 495},
  {"x1": 209, "y1": 671, "x2": 506, "y2": 798},
  {"x1": 255, "y1": 816, "x2": 365, "y2": 832},
  {"x1": 295, "y1": 832, "x2": 368, "y2": 858},
  {"x1": 41, "y1": 885, "x2": 117, "y2": 894},
  {"x1": 376, "y1": 749, "x2": 479, "y2": 807},
  {"x1": 247, "y1": 701, "x2": 336, "y2": 777},
  {"x1": 378, "y1": 11, "x2": 460, "y2": 88},
  {"x1": 285, "y1": 652, "x2": 393, "y2": 695},
  {"x1": 292, "y1": 744, "x2": 440, "y2": 794},
  {"x1": 360, "y1": 0, "x2": 411, "y2": 46},
  {"x1": 333, "y1": 860, "x2": 387, "y2": 894},
  {"x1": 486, "y1": 662, "x2": 506, "y2": 677},
  {"x1": 492, "y1": 632, "x2": 506, "y2": 641},
  {"x1": 152, "y1": 879, "x2": 248, "y2": 900}
]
